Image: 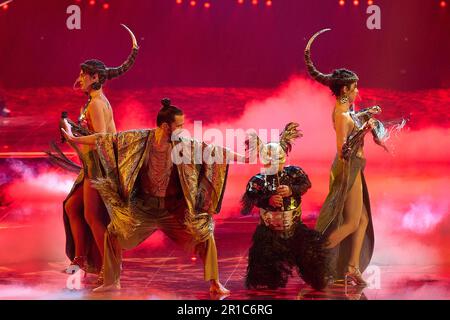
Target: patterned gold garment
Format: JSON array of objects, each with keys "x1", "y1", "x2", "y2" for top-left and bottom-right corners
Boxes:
[
  {"x1": 315, "y1": 140, "x2": 375, "y2": 278},
  {"x1": 93, "y1": 129, "x2": 229, "y2": 244},
  {"x1": 90, "y1": 129, "x2": 229, "y2": 285}
]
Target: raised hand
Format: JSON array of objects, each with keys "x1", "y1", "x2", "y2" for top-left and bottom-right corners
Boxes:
[
  {"x1": 61, "y1": 127, "x2": 76, "y2": 142},
  {"x1": 369, "y1": 105, "x2": 381, "y2": 114}
]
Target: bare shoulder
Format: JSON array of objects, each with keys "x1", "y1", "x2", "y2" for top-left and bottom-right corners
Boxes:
[
  {"x1": 90, "y1": 97, "x2": 107, "y2": 109},
  {"x1": 87, "y1": 97, "x2": 108, "y2": 116},
  {"x1": 334, "y1": 110, "x2": 352, "y2": 124}
]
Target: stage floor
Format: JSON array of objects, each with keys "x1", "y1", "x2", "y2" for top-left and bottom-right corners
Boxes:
[{"x1": 1, "y1": 218, "x2": 450, "y2": 300}]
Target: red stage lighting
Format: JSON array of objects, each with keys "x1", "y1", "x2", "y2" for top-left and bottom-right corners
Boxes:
[
  {"x1": 204, "y1": 2, "x2": 211, "y2": 8},
  {"x1": 2, "y1": 4, "x2": 8, "y2": 10},
  {"x1": 367, "y1": 0, "x2": 373, "y2": 5},
  {"x1": 339, "y1": 0, "x2": 345, "y2": 6},
  {"x1": 191, "y1": 256, "x2": 197, "y2": 262},
  {"x1": 89, "y1": 0, "x2": 96, "y2": 6},
  {"x1": 237, "y1": 0, "x2": 244, "y2": 4},
  {"x1": 190, "y1": 0, "x2": 196, "y2": 6},
  {"x1": 252, "y1": 0, "x2": 258, "y2": 5},
  {"x1": 440, "y1": 1, "x2": 447, "y2": 8},
  {"x1": 102, "y1": 3, "x2": 110, "y2": 10},
  {"x1": 353, "y1": 0, "x2": 359, "y2": 5},
  {"x1": 176, "y1": 0, "x2": 182, "y2": 4},
  {"x1": 266, "y1": 0, "x2": 272, "y2": 6}
]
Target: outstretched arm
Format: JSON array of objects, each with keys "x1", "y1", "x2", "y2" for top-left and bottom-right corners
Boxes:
[{"x1": 227, "y1": 149, "x2": 248, "y2": 163}]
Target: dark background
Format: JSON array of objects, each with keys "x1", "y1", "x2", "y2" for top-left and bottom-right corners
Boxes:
[{"x1": 0, "y1": 0, "x2": 449, "y2": 90}]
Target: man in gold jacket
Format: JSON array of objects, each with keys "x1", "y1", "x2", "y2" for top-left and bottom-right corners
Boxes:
[{"x1": 62, "y1": 98, "x2": 234, "y2": 294}]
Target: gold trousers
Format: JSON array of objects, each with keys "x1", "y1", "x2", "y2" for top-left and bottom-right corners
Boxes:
[{"x1": 102, "y1": 195, "x2": 219, "y2": 285}]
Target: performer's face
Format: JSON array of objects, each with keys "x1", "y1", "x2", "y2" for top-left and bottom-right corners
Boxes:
[
  {"x1": 343, "y1": 82, "x2": 359, "y2": 103},
  {"x1": 77, "y1": 70, "x2": 99, "y2": 93},
  {"x1": 262, "y1": 143, "x2": 286, "y2": 173},
  {"x1": 163, "y1": 114, "x2": 185, "y2": 136}
]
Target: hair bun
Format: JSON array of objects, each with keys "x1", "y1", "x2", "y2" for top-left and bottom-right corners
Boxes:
[{"x1": 161, "y1": 98, "x2": 171, "y2": 108}]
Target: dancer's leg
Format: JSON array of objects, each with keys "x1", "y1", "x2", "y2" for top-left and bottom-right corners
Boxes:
[
  {"x1": 83, "y1": 179, "x2": 107, "y2": 257},
  {"x1": 326, "y1": 171, "x2": 363, "y2": 249},
  {"x1": 64, "y1": 186, "x2": 87, "y2": 258}
]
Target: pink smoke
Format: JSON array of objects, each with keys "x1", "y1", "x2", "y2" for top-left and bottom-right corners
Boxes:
[{"x1": 1, "y1": 76, "x2": 449, "y2": 269}]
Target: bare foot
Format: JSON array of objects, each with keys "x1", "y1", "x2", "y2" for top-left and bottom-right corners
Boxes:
[
  {"x1": 92, "y1": 282, "x2": 121, "y2": 293},
  {"x1": 209, "y1": 280, "x2": 230, "y2": 295}
]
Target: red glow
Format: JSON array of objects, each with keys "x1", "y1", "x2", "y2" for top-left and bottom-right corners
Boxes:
[
  {"x1": 89, "y1": 0, "x2": 96, "y2": 6},
  {"x1": 367, "y1": 0, "x2": 373, "y2": 5},
  {"x1": 190, "y1": 0, "x2": 196, "y2": 6},
  {"x1": 353, "y1": 0, "x2": 359, "y2": 5},
  {"x1": 266, "y1": 0, "x2": 272, "y2": 6},
  {"x1": 204, "y1": 2, "x2": 211, "y2": 8},
  {"x1": 102, "y1": 3, "x2": 110, "y2": 10},
  {"x1": 339, "y1": 0, "x2": 345, "y2": 6},
  {"x1": 440, "y1": 1, "x2": 447, "y2": 8},
  {"x1": 176, "y1": 0, "x2": 182, "y2": 4},
  {"x1": 2, "y1": 4, "x2": 8, "y2": 10},
  {"x1": 252, "y1": 0, "x2": 258, "y2": 5},
  {"x1": 237, "y1": 0, "x2": 244, "y2": 4},
  {"x1": 191, "y1": 256, "x2": 197, "y2": 262}
]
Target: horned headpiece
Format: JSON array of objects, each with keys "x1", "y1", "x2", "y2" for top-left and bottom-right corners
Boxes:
[
  {"x1": 80, "y1": 24, "x2": 139, "y2": 90},
  {"x1": 304, "y1": 29, "x2": 359, "y2": 95}
]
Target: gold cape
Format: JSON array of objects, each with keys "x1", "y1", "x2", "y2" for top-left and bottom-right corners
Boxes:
[{"x1": 91, "y1": 129, "x2": 229, "y2": 246}]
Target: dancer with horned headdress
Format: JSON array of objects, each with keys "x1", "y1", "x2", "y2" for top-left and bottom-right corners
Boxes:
[
  {"x1": 304, "y1": 29, "x2": 393, "y2": 286},
  {"x1": 51, "y1": 24, "x2": 139, "y2": 283}
]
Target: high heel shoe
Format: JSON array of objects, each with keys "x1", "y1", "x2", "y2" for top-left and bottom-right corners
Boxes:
[
  {"x1": 65, "y1": 256, "x2": 87, "y2": 277},
  {"x1": 344, "y1": 265, "x2": 367, "y2": 287}
]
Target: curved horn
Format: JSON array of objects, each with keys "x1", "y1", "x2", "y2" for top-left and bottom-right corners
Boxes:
[
  {"x1": 121, "y1": 23, "x2": 139, "y2": 50},
  {"x1": 106, "y1": 24, "x2": 139, "y2": 80},
  {"x1": 304, "y1": 28, "x2": 332, "y2": 86}
]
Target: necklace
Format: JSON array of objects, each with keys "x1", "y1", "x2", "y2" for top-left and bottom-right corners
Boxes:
[{"x1": 78, "y1": 95, "x2": 92, "y2": 124}]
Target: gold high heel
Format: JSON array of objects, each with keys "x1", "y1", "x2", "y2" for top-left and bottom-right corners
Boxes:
[{"x1": 344, "y1": 265, "x2": 367, "y2": 288}]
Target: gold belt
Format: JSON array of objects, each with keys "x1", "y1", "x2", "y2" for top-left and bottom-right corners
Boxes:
[{"x1": 260, "y1": 208, "x2": 299, "y2": 231}]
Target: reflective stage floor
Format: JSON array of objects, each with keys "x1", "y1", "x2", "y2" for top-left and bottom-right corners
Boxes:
[{"x1": 1, "y1": 218, "x2": 450, "y2": 300}]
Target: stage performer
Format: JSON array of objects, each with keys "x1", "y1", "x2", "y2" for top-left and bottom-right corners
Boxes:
[
  {"x1": 60, "y1": 24, "x2": 139, "y2": 281},
  {"x1": 61, "y1": 98, "x2": 241, "y2": 295},
  {"x1": 241, "y1": 123, "x2": 330, "y2": 291},
  {"x1": 304, "y1": 29, "x2": 390, "y2": 286}
]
